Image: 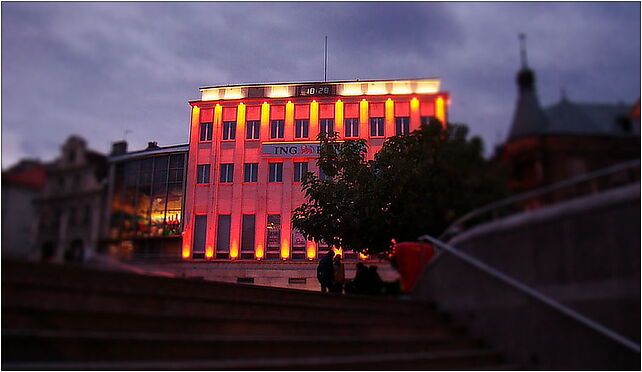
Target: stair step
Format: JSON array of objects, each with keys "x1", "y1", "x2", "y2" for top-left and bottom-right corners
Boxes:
[
  {"x1": 2, "y1": 263, "x2": 426, "y2": 312},
  {"x1": 3, "y1": 305, "x2": 463, "y2": 337},
  {"x1": 3, "y1": 281, "x2": 440, "y2": 324},
  {"x1": 2, "y1": 329, "x2": 481, "y2": 362},
  {"x1": 1, "y1": 349, "x2": 503, "y2": 370}
]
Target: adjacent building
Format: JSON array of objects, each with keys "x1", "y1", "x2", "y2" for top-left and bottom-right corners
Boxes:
[
  {"x1": 34, "y1": 136, "x2": 108, "y2": 261},
  {"x1": 102, "y1": 141, "x2": 189, "y2": 261},
  {"x1": 181, "y1": 78, "x2": 449, "y2": 262},
  {"x1": 2, "y1": 160, "x2": 47, "y2": 259},
  {"x1": 502, "y1": 58, "x2": 640, "y2": 196}
]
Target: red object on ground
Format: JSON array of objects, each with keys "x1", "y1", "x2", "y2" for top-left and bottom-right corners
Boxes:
[{"x1": 395, "y1": 242, "x2": 435, "y2": 293}]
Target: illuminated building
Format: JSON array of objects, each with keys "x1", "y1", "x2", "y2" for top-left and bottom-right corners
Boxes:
[
  {"x1": 102, "y1": 141, "x2": 188, "y2": 260},
  {"x1": 181, "y1": 78, "x2": 449, "y2": 264}
]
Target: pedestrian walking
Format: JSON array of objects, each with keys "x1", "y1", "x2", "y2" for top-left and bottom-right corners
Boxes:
[
  {"x1": 332, "y1": 254, "x2": 345, "y2": 293},
  {"x1": 316, "y1": 250, "x2": 335, "y2": 293}
]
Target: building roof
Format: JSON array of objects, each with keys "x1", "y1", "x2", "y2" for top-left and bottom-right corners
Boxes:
[
  {"x1": 507, "y1": 66, "x2": 637, "y2": 141},
  {"x1": 507, "y1": 68, "x2": 550, "y2": 141},
  {"x1": 195, "y1": 78, "x2": 443, "y2": 102},
  {"x1": 2, "y1": 160, "x2": 47, "y2": 189},
  {"x1": 109, "y1": 144, "x2": 189, "y2": 163},
  {"x1": 544, "y1": 99, "x2": 633, "y2": 136}
]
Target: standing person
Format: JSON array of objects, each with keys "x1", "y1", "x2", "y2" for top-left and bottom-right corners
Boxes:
[
  {"x1": 332, "y1": 254, "x2": 345, "y2": 293},
  {"x1": 316, "y1": 250, "x2": 335, "y2": 293},
  {"x1": 367, "y1": 265, "x2": 384, "y2": 295}
]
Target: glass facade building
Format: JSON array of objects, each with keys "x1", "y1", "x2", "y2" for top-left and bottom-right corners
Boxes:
[{"x1": 104, "y1": 143, "x2": 188, "y2": 260}]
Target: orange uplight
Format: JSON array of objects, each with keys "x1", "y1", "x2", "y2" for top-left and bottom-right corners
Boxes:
[
  {"x1": 256, "y1": 244, "x2": 264, "y2": 259},
  {"x1": 332, "y1": 247, "x2": 343, "y2": 257},
  {"x1": 182, "y1": 245, "x2": 190, "y2": 259},
  {"x1": 205, "y1": 247, "x2": 214, "y2": 259},
  {"x1": 306, "y1": 242, "x2": 316, "y2": 260},
  {"x1": 230, "y1": 241, "x2": 239, "y2": 259},
  {"x1": 359, "y1": 253, "x2": 368, "y2": 260},
  {"x1": 281, "y1": 239, "x2": 290, "y2": 260},
  {"x1": 435, "y1": 96, "x2": 446, "y2": 125}
]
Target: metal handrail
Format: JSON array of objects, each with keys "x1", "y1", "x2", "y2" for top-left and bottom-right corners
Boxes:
[
  {"x1": 441, "y1": 159, "x2": 641, "y2": 240},
  {"x1": 418, "y1": 234, "x2": 641, "y2": 354}
]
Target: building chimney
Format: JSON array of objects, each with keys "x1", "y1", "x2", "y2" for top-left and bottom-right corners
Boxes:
[
  {"x1": 110, "y1": 141, "x2": 128, "y2": 156},
  {"x1": 146, "y1": 141, "x2": 160, "y2": 150}
]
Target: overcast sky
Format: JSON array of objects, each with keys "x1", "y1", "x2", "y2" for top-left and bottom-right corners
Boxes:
[{"x1": 2, "y1": 2, "x2": 640, "y2": 168}]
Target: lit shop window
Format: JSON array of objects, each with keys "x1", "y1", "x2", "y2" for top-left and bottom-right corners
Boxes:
[
  {"x1": 246, "y1": 121, "x2": 260, "y2": 140},
  {"x1": 196, "y1": 164, "x2": 210, "y2": 184},
  {"x1": 244, "y1": 163, "x2": 258, "y2": 183},
  {"x1": 295, "y1": 119, "x2": 309, "y2": 139},
  {"x1": 395, "y1": 117, "x2": 410, "y2": 136},
  {"x1": 266, "y1": 214, "x2": 281, "y2": 260},
  {"x1": 370, "y1": 117, "x2": 384, "y2": 137},
  {"x1": 220, "y1": 164, "x2": 234, "y2": 183},
  {"x1": 293, "y1": 162, "x2": 308, "y2": 183},
  {"x1": 200, "y1": 122, "x2": 213, "y2": 141},
  {"x1": 320, "y1": 119, "x2": 334, "y2": 135},
  {"x1": 269, "y1": 163, "x2": 283, "y2": 183},
  {"x1": 345, "y1": 118, "x2": 359, "y2": 138},
  {"x1": 270, "y1": 120, "x2": 284, "y2": 139},
  {"x1": 291, "y1": 229, "x2": 307, "y2": 260},
  {"x1": 222, "y1": 121, "x2": 236, "y2": 140}
]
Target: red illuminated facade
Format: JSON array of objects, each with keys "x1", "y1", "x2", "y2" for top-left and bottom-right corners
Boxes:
[{"x1": 182, "y1": 79, "x2": 449, "y2": 261}]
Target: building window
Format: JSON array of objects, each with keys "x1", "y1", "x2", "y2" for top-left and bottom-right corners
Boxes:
[
  {"x1": 270, "y1": 120, "x2": 284, "y2": 139},
  {"x1": 200, "y1": 122, "x2": 213, "y2": 141},
  {"x1": 320, "y1": 119, "x2": 334, "y2": 135},
  {"x1": 69, "y1": 207, "x2": 77, "y2": 226},
  {"x1": 244, "y1": 163, "x2": 258, "y2": 183},
  {"x1": 222, "y1": 121, "x2": 236, "y2": 140},
  {"x1": 421, "y1": 116, "x2": 435, "y2": 127},
  {"x1": 295, "y1": 119, "x2": 309, "y2": 139},
  {"x1": 266, "y1": 214, "x2": 281, "y2": 259},
  {"x1": 82, "y1": 205, "x2": 91, "y2": 225},
  {"x1": 294, "y1": 162, "x2": 308, "y2": 183},
  {"x1": 345, "y1": 118, "x2": 359, "y2": 138},
  {"x1": 370, "y1": 117, "x2": 384, "y2": 137},
  {"x1": 246, "y1": 121, "x2": 260, "y2": 140},
  {"x1": 192, "y1": 215, "x2": 207, "y2": 259},
  {"x1": 220, "y1": 163, "x2": 234, "y2": 183},
  {"x1": 196, "y1": 164, "x2": 210, "y2": 184},
  {"x1": 216, "y1": 215, "x2": 231, "y2": 259},
  {"x1": 395, "y1": 117, "x2": 410, "y2": 135},
  {"x1": 319, "y1": 168, "x2": 330, "y2": 180},
  {"x1": 269, "y1": 163, "x2": 283, "y2": 183},
  {"x1": 241, "y1": 214, "x2": 256, "y2": 259}
]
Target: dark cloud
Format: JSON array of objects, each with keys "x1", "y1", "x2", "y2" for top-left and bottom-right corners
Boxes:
[{"x1": 1, "y1": 2, "x2": 639, "y2": 167}]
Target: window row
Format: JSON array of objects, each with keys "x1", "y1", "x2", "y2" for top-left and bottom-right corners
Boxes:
[
  {"x1": 199, "y1": 116, "x2": 435, "y2": 142},
  {"x1": 196, "y1": 162, "x2": 311, "y2": 184},
  {"x1": 191, "y1": 213, "x2": 337, "y2": 260}
]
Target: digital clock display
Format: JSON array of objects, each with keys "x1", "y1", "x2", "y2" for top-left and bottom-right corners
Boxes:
[{"x1": 296, "y1": 85, "x2": 336, "y2": 97}]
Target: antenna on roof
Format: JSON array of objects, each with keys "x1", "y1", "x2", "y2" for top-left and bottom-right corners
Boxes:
[
  {"x1": 519, "y1": 33, "x2": 528, "y2": 68},
  {"x1": 324, "y1": 36, "x2": 328, "y2": 82}
]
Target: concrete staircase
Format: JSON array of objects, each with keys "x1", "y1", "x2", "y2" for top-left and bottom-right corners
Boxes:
[{"x1": 2, "y1": 260, "x2": 510, "y2": 370}]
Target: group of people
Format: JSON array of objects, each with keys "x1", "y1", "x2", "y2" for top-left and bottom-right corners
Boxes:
[{"x1": 316, "y1": 250, "x2": 385, "y2": 295}]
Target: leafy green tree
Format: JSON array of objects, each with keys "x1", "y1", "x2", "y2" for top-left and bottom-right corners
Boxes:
[{"x1": 292, "y1": 119, "x2": 508, "y2": 256}]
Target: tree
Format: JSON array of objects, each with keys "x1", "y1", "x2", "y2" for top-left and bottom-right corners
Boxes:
[{"x1": 292, "y1": 119, "x2": 508, "y2": 256}]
